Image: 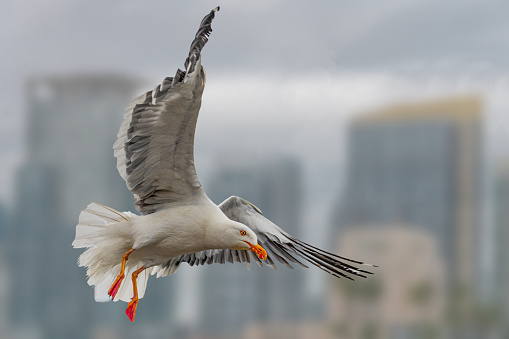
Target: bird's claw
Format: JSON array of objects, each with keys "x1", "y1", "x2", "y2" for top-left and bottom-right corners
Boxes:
[
  {"x1": 108, "y1": 274, "x2": 124, "y2": 299},
  {"x1": 126, "y1": 297, "x2": 139, "y2": 322}
]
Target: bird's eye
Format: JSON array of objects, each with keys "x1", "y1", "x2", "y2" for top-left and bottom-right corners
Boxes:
[{"x1": 240, "y1": 230, "x2": 247, "y2": 236}]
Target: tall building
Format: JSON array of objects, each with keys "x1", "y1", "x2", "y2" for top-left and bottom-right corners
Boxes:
[
  {"x1": 7, "y1": 74, "x2": 174, "y2": 339},
  {"x1": 330, "y1": 226, "x2": 446, "y2": 339},
  {"x1": 0, "y1": 203, "x2": 7, "y2": 242},
  {"x1": 493, "y1": 163, "x2": 509, "y2": 333},
  {"x1": 197, "y1": 156, "x2": 305, "y2": 337},
  {"x1": 336, "y1": 96, "x2": 482, "y2": 292},
  {"x1": 0, "y1": 202, "x2": 9, "y2": 337}
]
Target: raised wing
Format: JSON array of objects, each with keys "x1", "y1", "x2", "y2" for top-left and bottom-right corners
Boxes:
[
  {"x1": 113, "y1": 7, "x2": 220, "y2": 215},
  {"x1": 151, "y1": 196, "x2": 377, "y2": 279}
]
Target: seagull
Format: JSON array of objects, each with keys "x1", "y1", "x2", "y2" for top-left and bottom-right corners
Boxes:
[{"x1": 72, "y1": 6, "x2": 375, "y2": 322}]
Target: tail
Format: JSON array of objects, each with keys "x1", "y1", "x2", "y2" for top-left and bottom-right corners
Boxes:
[{"x1": 72, "y1": 203, "x2": 150, "y2": 303}]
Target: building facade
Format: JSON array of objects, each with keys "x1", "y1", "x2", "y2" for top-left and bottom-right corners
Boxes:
[
  {"x1": 198, "y1": 156, "x2": 305, "y2": 337},
  {"x1": 5, "y1": 74, "x2": 178, "y2": 339},
  {"x1": 336, "y1": 96, "x2": 482, "y2": 293}
]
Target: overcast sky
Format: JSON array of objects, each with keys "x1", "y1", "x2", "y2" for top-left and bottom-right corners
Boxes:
[
  {"x1": 2, "y1": 1, "x2": 508, "y2": 74},
  {"x1": 1, "y1": 0, "x2": 509, "y2": 206}
]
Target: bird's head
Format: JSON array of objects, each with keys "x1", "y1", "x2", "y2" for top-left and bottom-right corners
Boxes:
[{"x1": 226, "y1": 221, "x2": 267, "y2": 260}]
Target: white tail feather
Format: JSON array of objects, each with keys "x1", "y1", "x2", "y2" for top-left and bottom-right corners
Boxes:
[{"x1": 73, "y1": 203, "x2": 150, "y2": 303}]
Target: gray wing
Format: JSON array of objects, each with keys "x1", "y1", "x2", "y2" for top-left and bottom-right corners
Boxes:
[
  {"x1": 151, "y1": 196, "x2": 377, "y2": 279},
  {"x1": 113, "y1": 7, "x2": 219, "y2": 215}
]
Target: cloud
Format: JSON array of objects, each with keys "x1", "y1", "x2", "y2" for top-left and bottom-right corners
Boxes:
[
  {"x1": 3, "y1": 0, "x2": 508, "y2": 74},
  {"x1": 193, "y1": 70, "x2": 509, "y2": 175}
]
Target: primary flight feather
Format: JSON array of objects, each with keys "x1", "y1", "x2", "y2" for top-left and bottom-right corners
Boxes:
[{"x1": 72, "y1": 6, "x2": 375, "y2": 322}]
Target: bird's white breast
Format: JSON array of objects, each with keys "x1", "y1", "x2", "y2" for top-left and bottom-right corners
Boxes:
[{"x1": 129, "y1": 198, "x2": 229, "y2": 266}]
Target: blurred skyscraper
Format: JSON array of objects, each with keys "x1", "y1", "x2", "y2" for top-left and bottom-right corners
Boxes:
[
  {"x1": 197, "y1": 156, "x2": 305, "y2": 337},
  {"x1": 0, "y1": 202, "x2": 7, "y2": 242},
  {"x1": 6, "y1": 74, "x2": 175, "y2": 339},
  {"x1": 493, "y1": 164, "x2": 509, "y2": 335},
  {"x1": 0, "y1": 202, "x2": 9, "y2": 336},
  {"x1": 330, "y1": 226, "x2": 446, "y2": 339},
  {"x1": 336, "y1": 96, "x2": 482, "y2": 293}
]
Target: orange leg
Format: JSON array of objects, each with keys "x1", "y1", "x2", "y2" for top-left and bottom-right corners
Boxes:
[
  {"x1": 108, "y1": 248, "x2": 134, "y2": 299},
  {"x1": 125, "y1": 266, "x2": 146, "y2": 322}
]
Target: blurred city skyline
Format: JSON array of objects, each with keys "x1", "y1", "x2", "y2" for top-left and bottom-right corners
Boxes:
[
  {"x1": 1, "y1": 0, "x2": 509, "y2": 206},
  {"x1": 1, "y1": 71, "x2": 506, "y2": 339}
]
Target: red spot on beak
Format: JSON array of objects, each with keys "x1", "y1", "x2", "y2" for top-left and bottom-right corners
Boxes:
[{"x1": 245, "y1": 241, "x2": 267, "y2": 260}]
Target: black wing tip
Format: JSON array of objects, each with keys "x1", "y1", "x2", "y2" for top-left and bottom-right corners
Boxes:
[
  {"x1": 183, "y1": 6, "x2": 220, "y2": 74},
  {"x1": 284, "y1": 237, "x2": 378, "y2": 280},
  {"x1": 287, "y1": 235, "x2": 378, "y2": 268}
]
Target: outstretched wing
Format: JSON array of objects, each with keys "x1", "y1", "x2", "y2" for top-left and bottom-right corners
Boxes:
[
  {"x1": 113, "y1": 7, "x2": 220, "y2": 215},
  {"x1": 151, "y1": 196, "x2": 377, "y2": 279}
]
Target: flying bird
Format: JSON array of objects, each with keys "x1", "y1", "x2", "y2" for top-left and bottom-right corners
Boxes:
[{"x1": 72, "y1": 6, "x2": 375, "y2": 322}]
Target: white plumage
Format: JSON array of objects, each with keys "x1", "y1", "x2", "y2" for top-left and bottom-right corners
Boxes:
[{"x1": 72, "y1": 6, "x2": 375, "y2": 322}]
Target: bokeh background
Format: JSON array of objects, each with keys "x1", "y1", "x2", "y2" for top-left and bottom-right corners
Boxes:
[{"x1": 1, "y1": 1, "x2": 509, "y2": 338}]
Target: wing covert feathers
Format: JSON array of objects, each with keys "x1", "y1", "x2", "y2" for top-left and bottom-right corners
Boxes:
[{"x1": 114, "y1": 7, "x2": 220, "y2": 214}]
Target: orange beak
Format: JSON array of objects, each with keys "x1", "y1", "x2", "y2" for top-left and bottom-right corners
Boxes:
[{"x1": 245, "y1": 241, "x2": 267, "y2": 260}]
